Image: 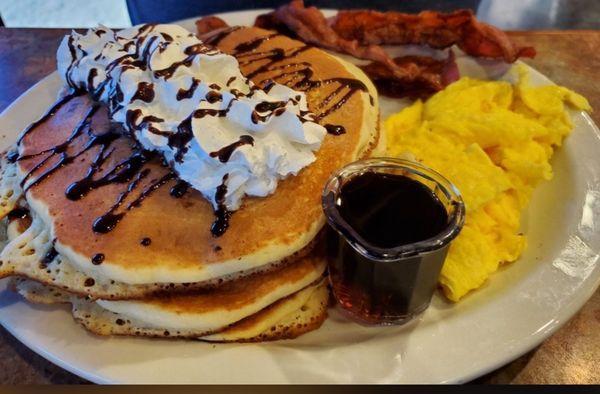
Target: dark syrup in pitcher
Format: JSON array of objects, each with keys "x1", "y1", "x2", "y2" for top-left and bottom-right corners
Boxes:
[{"x1": 325, "y1": 171, "x2": 451, "y2": 324}]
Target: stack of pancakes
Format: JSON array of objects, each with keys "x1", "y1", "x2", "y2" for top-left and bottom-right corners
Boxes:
[{"x1": 0, "y1": 27, "x2": 380, "y2": 341}]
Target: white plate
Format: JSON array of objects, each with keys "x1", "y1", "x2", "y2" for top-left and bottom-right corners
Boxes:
[{"x1": 1, "y1": 10, "x2": 599, "y2": 384}]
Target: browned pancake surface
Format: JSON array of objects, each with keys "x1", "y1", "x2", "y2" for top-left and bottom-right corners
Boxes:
[{"x1": 145, "y1": 251, "x2": 323, "y2": 313}]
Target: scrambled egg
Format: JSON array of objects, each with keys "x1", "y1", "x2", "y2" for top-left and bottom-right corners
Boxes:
[{"x1": 385, "y1": 66, "x2": 591, "y2": 302}]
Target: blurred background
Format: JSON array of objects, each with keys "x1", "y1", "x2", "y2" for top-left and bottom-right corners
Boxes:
[{"x1": 0, "y1": 0, "x2": 599, "y2": 29}]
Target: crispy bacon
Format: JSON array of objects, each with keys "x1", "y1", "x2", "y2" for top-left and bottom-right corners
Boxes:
[
  {"x1": 195, "y1": 16, "x2": 229, "y2": 36},
  {"x1": 196, "y1": 1, "x2": 530, "y2": 97},
  {"x1": 331, "y1": 9, "x2": 536, "y2": 63},
  {"x1": 265, "y1": 0, "x2": 451, "y2": 95},
  {"x1": 254, "y1": 12, "x2": 297, "y2": 37},
  {"x1": 361, "y1": 52, "x2": 460, "y2": 99}
]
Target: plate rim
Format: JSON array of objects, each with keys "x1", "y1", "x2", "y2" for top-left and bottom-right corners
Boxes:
[{"x1": 0, "y1": 9, "x2": 599, "y2": 384}]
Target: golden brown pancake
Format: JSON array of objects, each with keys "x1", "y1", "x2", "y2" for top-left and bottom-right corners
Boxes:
[
  {"x1": 3, "y1": 207, "x2": 329, "y2": 338},
  {"x1": 12, "y1": 26, "x2": 379, "y2": 285},
  {"x1": 11, "y1": 276, "x2": 329, "y2": 341},
  {"x1": 0, "y1": 206, "x2": 320, "y2": 300},
  {"x1": 0, "y1": 152, "x2": 22, "y2": 219}
]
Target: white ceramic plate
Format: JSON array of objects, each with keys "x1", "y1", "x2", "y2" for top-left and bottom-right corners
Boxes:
[{"x1": 0, "y1": 10, "x2": 599, "y2": 384}]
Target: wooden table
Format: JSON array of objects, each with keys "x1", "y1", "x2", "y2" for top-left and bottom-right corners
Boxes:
[{"x1": 0, "y1": 28, "x2": 598, "y2": 385}]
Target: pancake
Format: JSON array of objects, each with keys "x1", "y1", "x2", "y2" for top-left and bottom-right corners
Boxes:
[
  {"x1": 93, "y1": 256, "x2": 325, "y2": 334},
  {"x1": 0, "y1": 208, "x2": 317, "y2": 300},
  {"x1": 8, "y1": 26, "x2": 379, "y2": 288},
  {"x1": 10, "y1": 278, "x2": 72, "y2": 304},
  {"x1": 201, "y1": 280, "x2": 328, "y2": 342},
  {"x1": 2, "y1": 209, "x2": 327, "y2": 332},
  {"x1": 11, "y1": 276, "x2": 329, "y2": 341},
  {"x1": 1, "y1": 199, "x2": 329, "y2": 340},
  {"x1": 0, "y1": 152, "x2": 23, "y2": 219}
]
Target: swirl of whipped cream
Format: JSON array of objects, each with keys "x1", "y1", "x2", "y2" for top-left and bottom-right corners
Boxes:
[{"x1": 56, "y1": 24, "x2": 326, "y2": 212}]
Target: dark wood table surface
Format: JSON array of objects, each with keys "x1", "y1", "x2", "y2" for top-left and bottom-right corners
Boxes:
[{"x1": 0, "y1": 28, "x2": 598, "y2": 385}]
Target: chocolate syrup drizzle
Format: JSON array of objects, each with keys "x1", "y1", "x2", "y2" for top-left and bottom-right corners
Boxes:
[
  {"x1": 226, "y1": 76, "x2": 237, "y2": 86},
  {"x1": 226, "y1": 31, "x2": 372, "y2": 128},
  {"x1": 19, "y1": 104, "x2": 103, "y2": 192},
  {"x1": 15, "y1": 95, "x2": 181, "y2": 235},
  {"x1": 251, "y1": 100, "x2": 287, "y2": 123},
  {"x1": 204, "y1": 26, "x2": 243, "y2": 47},
  {"x1": 211, "y1": 174, "x2": 231, "y2": 237},
  {"x1": 6, "y1": 150, "x2": 19, "y2": 163},
  {"x1": 65, "y1": 36, "x2": 79, "y2": 89},
  {"x1": 6, "y1": 207, "x2": 29, "y2": 221},
  {"x1": 130, "y1": 82, "x2": 155, "y2": 103},
  {"x1": 87, "y1": 68, "x2": 98, "y2": 91},
  {"x1": 209, "y1": 135, "x2": 254, "y2": 163},
  {"x1": 65, "y1": 149, "x2": 154, "y2": 201},
  {"x1": 324, "y1": 124, "x2": 346, "y2": 135},
  {"x1": 131, "y1": 23, "x2": 157, "y2": 40},
  {"x1": 176, "y1": 78, "x2": 201, "y2": 100},
  {"x1": 233, "y1": 33, "x2": 279, "y2": 53},
  {"x1": 205, "y1": 90, "x2": 222, "y2": 103},
  {"x1": 167, "y1": 115, "x2": 193, "y2": 162},
  {"x1": 170, "y1": 180, "x2": 189, "y2": 198},
  {"x1": 17, "y1": 90, "x2": 84, "y2": 145},
  {"x1": 92, "y1": 170, "x2": 176, "y2": 233},
  {"x1": 154, "y1": 43, "x2": 214, "y2": 80},
  {"x1": 90, "y1": 168, "x2": 149, "y2": 233},
  {"x1": 160, "y1": 32, "x2": 173, "y2": 42},
  {"x1": 40, "y1": 247, "x2": 58, "y2": 269}
]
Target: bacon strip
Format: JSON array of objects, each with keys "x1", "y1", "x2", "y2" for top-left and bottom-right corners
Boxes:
[
  {"x1": 266, "y1": 0, "x2": 455, "y2": 95},
  {"x1": 361, "y1": 52, "x2": 459, "y2": 99},
  {"x1": 254, "y1": 12, "x2": 296, "y2": 37},
  {"x1": 331, "y1": 9, "x2": 536, "y2": 63},
  {"x1": 196, "y1": 16, "x2": 229, "y2": 36}
]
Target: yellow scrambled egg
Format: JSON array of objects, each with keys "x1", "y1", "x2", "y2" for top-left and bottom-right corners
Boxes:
[{"x1": 385, "y1": 66, "x2": 591, "y2": 302}]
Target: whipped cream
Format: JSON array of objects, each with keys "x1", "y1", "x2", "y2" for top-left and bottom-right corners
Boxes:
[{"x1": 56, "y1": 24, "x2": 326, "y2": 212}]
